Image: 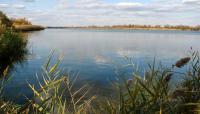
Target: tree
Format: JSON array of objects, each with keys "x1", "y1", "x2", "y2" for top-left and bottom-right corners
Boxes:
[{"x1": 0, "y1": 11, "x2": 12, "y2": 27}]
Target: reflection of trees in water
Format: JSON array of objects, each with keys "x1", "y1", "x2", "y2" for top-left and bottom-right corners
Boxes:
[{"x1": 0, "y1": 29, "x2": 28, "y2": 76}]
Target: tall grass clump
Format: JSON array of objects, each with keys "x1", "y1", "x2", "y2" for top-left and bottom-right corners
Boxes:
[
  {"x1": 0, "y1": 53, "x2": 96, "y2": 114},
  {"x1": 0, "y1": 67, "x2": 22, "y2": 113},
  {"x1": 0, "y1": 28, "x2": 28, "y2": 75},
  {"x1": 96, "y1": 60, "x2": 175, "y2": 114},
  {"x1": 18, "y1": 54, "x2": 95, "y2": 114},
  {"x1": 96, "y1": 50, "x2": 200, "y2": 114},
  {"x1": 173, "y1": 51, "x2": 200, "y2": 113}
]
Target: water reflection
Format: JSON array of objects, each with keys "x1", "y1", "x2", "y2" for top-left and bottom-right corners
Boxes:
[
  {"x1": 28, "y1": 29, "x2": 200, "y2": 62},
  {"x1": 25, "y1": 29, "x2": 200, "y2": 86}
]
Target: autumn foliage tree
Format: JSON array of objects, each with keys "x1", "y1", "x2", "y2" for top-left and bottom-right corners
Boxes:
[{"x1": 11, "y1": 18, "x2": 32, "y2": 26}]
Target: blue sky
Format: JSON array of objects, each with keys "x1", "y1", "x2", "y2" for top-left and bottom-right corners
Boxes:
[{"x1": 0, "y1": 0, "x2": 199, "y2": 26}]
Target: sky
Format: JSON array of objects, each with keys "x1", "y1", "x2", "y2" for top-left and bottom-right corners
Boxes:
[{"x1": 0, "y1": 0, "x2": 199, "y2": 26}]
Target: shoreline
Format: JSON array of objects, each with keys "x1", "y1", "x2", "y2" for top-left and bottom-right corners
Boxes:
[
  {"x1": 14, "y1": 25, "x2": 45, "y2": 32},
  {"x1": 46, "y1": 27, "x2": 200, "y2": 32}
]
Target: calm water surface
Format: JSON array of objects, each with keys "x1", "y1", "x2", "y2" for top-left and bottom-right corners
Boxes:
[{"x1": 4, "y1": 29, "x2": 200, "y2": 103}]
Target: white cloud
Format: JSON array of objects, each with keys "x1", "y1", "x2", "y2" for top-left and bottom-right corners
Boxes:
[
  {"x1": 12, "y1": 4, "x2": 25, "y2": 9},
  {"x1": 183, "y1": 0, "x2": 200, "y2": 4},
  {"x1": 0, "y1": 3, "x2": 9, "y2": 8},
  {"x1": 115, "y1": 2, "x2": 144, "y2": 10},
  {"x1": 78, "y1": 0, "x2": 100, "y2": 4},
  {"x1": 22, "y1": 0, "x2": 36, "y2": 2},
  {"x1": 58, "y1": 0, "x2": 199, "y2": 13},
  {"x1": 0, "y1": 4, "x2": 25, "y2": 9}
]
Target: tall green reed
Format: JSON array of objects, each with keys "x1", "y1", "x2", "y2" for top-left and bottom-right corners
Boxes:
[{"x1": 24, "y1": 53, "x2": 96, "y2": 114}]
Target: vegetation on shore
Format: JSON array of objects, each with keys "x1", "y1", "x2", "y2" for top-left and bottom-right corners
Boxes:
[
  {"x1": 13, "y1": 25, "x2": 45, "y2": 32},
  {"x1": 80, "y1": 25, "x2": 200, "y2": 31},
  {"x1": 0, "y1": 11, "x2": 45, "y2": 32},
  {"x1": 48, "y1": 24, "x2": 200, "y2": 31},
  {"x1": 11, "y1": 18, "x2": 45, "y2": 31},
  {"x1": 0, "y1": 28, "x2": 28, "y2": 74},
  {"x1": 11, "y1": 18, "x2": 32, "y2": 26},
  {"x1": 0, "y1": 12, "x2": 12, "y2": 28}
]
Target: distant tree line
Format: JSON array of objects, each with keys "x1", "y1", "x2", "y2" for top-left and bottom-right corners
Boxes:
[{"x1": 88, "y1": 24, "x2": 200, "y2": 31}]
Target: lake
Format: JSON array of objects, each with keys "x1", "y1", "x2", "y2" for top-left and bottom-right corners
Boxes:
[{"x1": 4, "y1": 29, "x2": 200, "y2": 103}]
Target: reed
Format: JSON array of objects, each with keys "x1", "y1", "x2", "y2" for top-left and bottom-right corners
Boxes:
[
  {"x1": 95, "y1": 50, "x2": 200, "y2": 114},
  {"x1": 19, "y1": 53, "x2": 95, "y2": 114}
]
